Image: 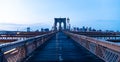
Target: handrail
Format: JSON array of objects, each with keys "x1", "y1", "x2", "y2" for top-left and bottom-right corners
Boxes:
[
  {"x1": 64, "y1": 31, "x2": 120, "y2": 62},
  {"x1": 0, "y1": 31, "x2": 56, "y2": 62}
]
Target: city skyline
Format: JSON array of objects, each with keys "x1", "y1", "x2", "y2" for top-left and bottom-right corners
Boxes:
[{"x1": 0, "y1": 0, "x2": 120, "y2": 31}]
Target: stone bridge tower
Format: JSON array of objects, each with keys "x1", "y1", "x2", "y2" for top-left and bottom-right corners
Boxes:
[{"x1": 54, "y1": 18, "x2": 66, "y2": 31}]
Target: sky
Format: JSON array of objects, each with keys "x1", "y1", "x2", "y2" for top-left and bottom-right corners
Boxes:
[{"x1": 0, "y1": 0, "x2": 120, "y2": 31}]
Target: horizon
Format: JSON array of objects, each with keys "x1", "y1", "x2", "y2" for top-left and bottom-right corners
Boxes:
[{"x1": 0, "y1": 0, "x2": 120, "y2": 31}]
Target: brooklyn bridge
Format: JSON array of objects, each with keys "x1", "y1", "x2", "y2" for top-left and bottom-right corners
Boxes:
[{"x1": 0, "y1": 18, "x2": 120, "y2": 62}]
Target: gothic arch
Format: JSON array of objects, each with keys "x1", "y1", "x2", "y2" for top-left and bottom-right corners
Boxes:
[{"x1": 54, "y1": 18, "x2": 66, "y2": 31}]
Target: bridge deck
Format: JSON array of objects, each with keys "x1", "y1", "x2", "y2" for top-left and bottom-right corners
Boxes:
[{"x1": 26, "y1": 32, "x2": 104, "y2": 62}]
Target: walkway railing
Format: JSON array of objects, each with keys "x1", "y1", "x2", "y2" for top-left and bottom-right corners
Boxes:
[
  {"x1": 0, "y1": 31, "x2": 56, "y2": 62},
  {"x1": 64, "y1": 31, "x2": 120, "y2": 62}
]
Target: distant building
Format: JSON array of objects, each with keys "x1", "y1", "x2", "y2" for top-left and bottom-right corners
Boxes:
[
  {"x1": 44, "y1": 28, "x2": 49, "y2": 32},
  {"x1": 41, "y1": 28, "x2": 49, "y2": 32},
  {"x1": 27, "y1": 27, "x2": 30, "y2": 32},
  {"x1": 41, "y1": 28, "x2": 44, "y2": 32},
  {"x1": 35, "y1": 30, "x2": 39, "y2": 32}
]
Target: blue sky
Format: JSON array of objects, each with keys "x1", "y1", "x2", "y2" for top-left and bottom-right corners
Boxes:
[{"x1": 0, "y1": 0, "x2": 120, "y2": 31}]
